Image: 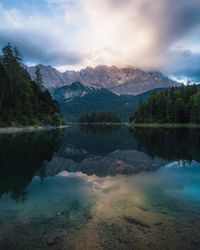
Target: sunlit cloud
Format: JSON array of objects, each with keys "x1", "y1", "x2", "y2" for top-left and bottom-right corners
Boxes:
[{"x1": 0, "y1": 0, "x2": 200, "y2": 79}]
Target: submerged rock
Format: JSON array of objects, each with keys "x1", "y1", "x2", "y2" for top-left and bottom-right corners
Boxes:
[{"x1": 124, "y1": 215, "x2": 150, "y2": 228}]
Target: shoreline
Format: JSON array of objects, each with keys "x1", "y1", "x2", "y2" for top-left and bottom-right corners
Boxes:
[
  {"x1": 131, "y1": 123, "x2": 200, "y2": 128},
  {"x1": 68, "y1": 122, "x2": 129, "y2": 125},
  {"x1": 0, "y1": 125, "x2": 68, "y2": 134}
]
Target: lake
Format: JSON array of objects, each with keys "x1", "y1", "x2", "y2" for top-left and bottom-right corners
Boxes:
[{"x1": 0, "y1": 125, "x2": 200, "y2": 250}]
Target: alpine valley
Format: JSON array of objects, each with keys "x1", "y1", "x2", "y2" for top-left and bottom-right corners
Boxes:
[{"x1": 27, "y1": 65, "x2": 180, "y2": 121}]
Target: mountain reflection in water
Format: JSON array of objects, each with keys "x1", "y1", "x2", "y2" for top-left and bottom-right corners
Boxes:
[{"x1": 0, "y1": 125, "x2": 200, "y2": 200}]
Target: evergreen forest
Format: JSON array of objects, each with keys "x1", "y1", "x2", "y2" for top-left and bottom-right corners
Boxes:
[
  {"x1": 130, "y1": 85, "x2": 200, "y2": 124},
  {"x1": 0, "y1": 43, "x2": 63, "y2": 127}
]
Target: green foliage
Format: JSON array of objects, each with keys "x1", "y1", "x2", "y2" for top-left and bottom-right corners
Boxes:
[
  {"x1": 0, "y1": 43, "x2": 63, "y2": 127},
  {"x1": 130, "y1": 85, "x2": 200, "y2": 124},
  {"x1": 79, "y1": 112, "x2": 120, "y2": 123}
]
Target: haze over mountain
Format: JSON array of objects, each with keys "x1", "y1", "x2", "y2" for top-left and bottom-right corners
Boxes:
[{"x1": 27, "y1": 64, "x2": 179, "y2": 96}]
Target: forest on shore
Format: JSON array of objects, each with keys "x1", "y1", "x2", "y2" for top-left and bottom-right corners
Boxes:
[
  {"x1": 130, "y1": 85, "x2": 200, "y2": 124},
  {"x1": 0, "y1": 43, "x2": 63, "y2": 127},
  {"x1": 79, "y1": 112, "x2": 120, "y2": 123}
]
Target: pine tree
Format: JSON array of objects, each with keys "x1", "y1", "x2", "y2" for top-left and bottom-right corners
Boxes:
[
  {"x1": 35, "y1": 65, "x2": 44, "y2": 91},
  {"x1": 1, "y1": 43, "x2": 15, "y2": 71},
  {"x1": 13, "y1": 46, "x2": 23, "y2": 63}
]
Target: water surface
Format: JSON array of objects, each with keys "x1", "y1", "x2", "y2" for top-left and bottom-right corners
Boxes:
[{"x1": 0, "y1": 126, "x2": 200, "y2": 250}]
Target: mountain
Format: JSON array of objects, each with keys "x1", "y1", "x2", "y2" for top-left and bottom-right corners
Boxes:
[
  {"x1": 74, "y1": 66, "x2": 179, "y2": 95},
  {"x1": 52, "y1": 82, "x2": 162, "y2": 121},
  {"x1": 26, "y1": 64, "x2": 180, "y2": 121},
  {"x1": 52, "y1": 81, "x2": 100, "y2": 102},
  {"x1": 27, "y1": 65, "x2": 180, "y2": 95},
  {"x1": 51, "y1": 82, "x2": 127, "y2": 121},
  {"x1": 109, "y1": 71, "x2": 177, "y2": 95},
  {"x1": 27, "y1": 64, "x2": 66, "y2": 88}
]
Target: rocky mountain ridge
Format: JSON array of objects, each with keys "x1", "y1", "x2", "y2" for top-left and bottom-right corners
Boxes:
[{"x1": 27, "y1": 64, "x2": 180, "y2": 95}]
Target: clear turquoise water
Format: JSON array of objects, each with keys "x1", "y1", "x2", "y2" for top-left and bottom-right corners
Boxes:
[{"x1": 0, "y1": 126, "x2": 200, "y2": 249}]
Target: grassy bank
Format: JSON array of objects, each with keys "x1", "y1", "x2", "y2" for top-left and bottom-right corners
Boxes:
[{"x1": 131, "y1": 123, "x2": 200, "y2": 128}]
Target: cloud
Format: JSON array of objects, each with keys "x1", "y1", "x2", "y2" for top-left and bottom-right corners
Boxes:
[
  {"x1": 0, "y1": 3, "x2": 85, "y2": 66},
  {"x1": 0, "y1": 28, "x2": 83, "y2": 66},
  {"x1": 0, "y1": 0, "x2": 200, "y2": 80},
  {"x1": 76, "y1": 0, "x2": 200, "y2": 80},
  {"x1": 166, "y1": 49, "x2": 200, "y2": 83},
  {"x1": 78, "y1": 0, "x2": 200, "y2": 67}
]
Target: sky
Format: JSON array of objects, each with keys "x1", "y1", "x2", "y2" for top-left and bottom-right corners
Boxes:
[{"x1": 0, "y1": 0, "x2": 200, "y2": 82}]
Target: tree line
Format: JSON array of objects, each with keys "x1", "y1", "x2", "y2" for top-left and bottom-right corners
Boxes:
[
  {"x1": 0, "y1": 43, "x2": 63, "y2": 127},
  {"x1": 130, "y1": 85, "x2": 200, "y2": 124},
  {"x1": 79, "y1": 112, "x2": 120, "y2": 123}
]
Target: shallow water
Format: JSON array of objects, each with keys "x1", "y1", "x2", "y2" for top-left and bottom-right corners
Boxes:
[{"x1": 0, "y1": 126, "x2": 200, "y2": 249}]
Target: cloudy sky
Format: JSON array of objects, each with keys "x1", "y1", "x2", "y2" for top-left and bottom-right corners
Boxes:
[{"x1": 0, "y1": 0, "x2": 200, "y2": 82}]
